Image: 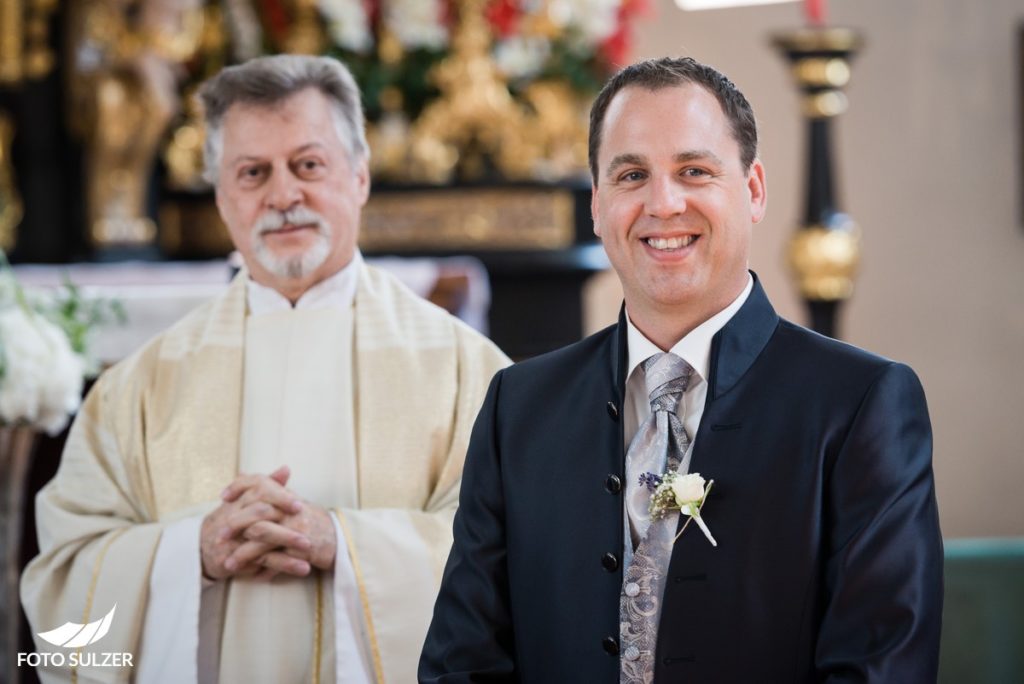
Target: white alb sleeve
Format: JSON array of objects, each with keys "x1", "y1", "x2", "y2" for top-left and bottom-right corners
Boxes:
[{"x1": 331, "y1": 510, "x2": 375, "y2": 683}]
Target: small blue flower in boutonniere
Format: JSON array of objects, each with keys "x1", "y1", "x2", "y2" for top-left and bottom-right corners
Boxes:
[
  {"x1": 638, "y1": 472, "x2": 663, "y2": 492},
  {"x1": 643, "y1": 471, "x2": 717, "y2": 547}
]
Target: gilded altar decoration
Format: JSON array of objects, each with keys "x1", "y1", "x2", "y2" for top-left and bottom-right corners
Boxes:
[
  {"x1": 163, "y1": 4, "x2": 230, "y2": 190},
  {"x1": 360, "y1": 186, "x2": 576, "y2": 251},
  {"x1": 197, "y1": 0, "x2": 647, "y2": 184},
  {"x1": 67, "y1": 0, "x2": 205, "y2": 247},
  {"x1": 0, "y1": 115, "x2": 22, "y2": 253},
  {"x1": 0, "y1": 0, "x2": 58, "y2": 84}
]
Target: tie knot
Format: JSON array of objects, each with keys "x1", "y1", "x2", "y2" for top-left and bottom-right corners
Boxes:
[{"x1": 642, "y1": 353, "x2": 692, "y2": 415}]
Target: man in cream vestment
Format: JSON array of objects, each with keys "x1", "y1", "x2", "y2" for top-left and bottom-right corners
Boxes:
[{"x1": 21, "y1": 55, "x2": 508, "y2": 684}]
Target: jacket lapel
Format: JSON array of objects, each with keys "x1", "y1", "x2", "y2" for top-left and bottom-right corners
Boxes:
[
  {"x1": 673, "y1": 273, "x2": 779, "y2": 531},
  {"x1": 610, "y1": 303, "x2": 629, "y2": 408},
  {"x1": 705, "y1": 274, "x2": 779, "y2": 402}
]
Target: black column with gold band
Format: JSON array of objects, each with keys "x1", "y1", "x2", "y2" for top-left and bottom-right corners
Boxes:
[{"x1": 772, "y1": 27, "x2": 862, "y2": 339}]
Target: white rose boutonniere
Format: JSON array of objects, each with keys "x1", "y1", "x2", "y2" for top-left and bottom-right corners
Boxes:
[{"x1": 640, "y1": 471, "x2": 717, "y2": 547}]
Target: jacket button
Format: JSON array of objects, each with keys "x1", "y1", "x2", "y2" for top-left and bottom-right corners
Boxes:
[
  {"x1": 606, "y1": 402, "x2": 619, "y2": 420},
  {"x1": 604, "y1": 474, "x2": 622, "y2": 494},
  {"x1": 602, "y1": 636, "x2": 619, "y2": 656},
  {"x1": 601, "y1": 552, "x2": 619, "y2": 572}
]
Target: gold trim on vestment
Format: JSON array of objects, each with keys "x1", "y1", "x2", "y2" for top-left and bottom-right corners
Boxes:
[
  {"x1": 313, "y1": 570, "x2": 323, "y2": 684},
  {"x1": 73, "y1": 527, "x2": 130, "y2": 683},
  {"x1": 336, "y1": 510, "x2": 386, "y2": 684}
]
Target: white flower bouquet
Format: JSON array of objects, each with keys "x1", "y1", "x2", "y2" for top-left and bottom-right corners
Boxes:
[{"x1": 0, "y1": 255, "x2": 123, "y2": 435}]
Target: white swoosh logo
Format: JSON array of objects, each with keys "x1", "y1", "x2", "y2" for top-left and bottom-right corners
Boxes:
[{"x1": 37, "y1": 604, "x2": 117, "y2": 648}]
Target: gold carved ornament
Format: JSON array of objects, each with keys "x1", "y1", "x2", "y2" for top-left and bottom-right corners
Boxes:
[
  {"x1": 66, "y1": 0, "x2": 205, "y2": 247},
  {"x1": 377, "y1": 0, "x2": 588, "y2": 184},
  {"x1": 282, "y1": 0, "x2": 326, "y2": 55},
  {"x1": 787, "y1": 222, "x2": 861, "y2": 302},
  {"x1": 773, "y1": 28, "x2": 861, "y2": 121},
  {"x1": 359, "y1": 187, "x2": 575, "y2": 251},
  {"x1": 163, "y1": 4, "x2": 230, "y2": 191},
  {"x1": 0, "y1": 113, "x2": 23, "y2": 251},
  {"x1": 0, "y1": 0, "x2": 58, "y2": 85},
  {"x1": 403, "y1": 0, "x2": 539, "y2": 183}
]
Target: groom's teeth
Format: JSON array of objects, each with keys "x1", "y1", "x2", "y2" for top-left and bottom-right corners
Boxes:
[{"x1": 645, "y1": 235, "x2": 696, "y2": 250}]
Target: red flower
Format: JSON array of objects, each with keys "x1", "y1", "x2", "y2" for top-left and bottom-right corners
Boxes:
[
  {"x1": 365, "y1": 0, "x2": 381, "y2": 26},
  {"x1": 260, "y1": 0, "x2": 291, "y2": 48},
  {"x1": 439, "y1": 0, "x2": 455, "y2": 30},
  {"x1": 485, "y1": 0, "x2": 521, "y2": 39},
  {"x1": 600, "y1": 0, "x2": 652, "y2": 68}
]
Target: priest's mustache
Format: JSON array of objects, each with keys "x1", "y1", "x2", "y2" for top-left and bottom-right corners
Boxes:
[{"x1": 252, "y1": 206, "x2": 331, "y2": 237}]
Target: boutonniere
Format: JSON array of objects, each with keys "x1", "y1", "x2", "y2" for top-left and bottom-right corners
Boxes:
[{"x1": 640, "y1": 471, "x2": 717, "y2": 547}]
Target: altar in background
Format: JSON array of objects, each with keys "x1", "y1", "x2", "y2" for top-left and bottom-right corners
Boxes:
[{"x1": 0, "y1": 0, "x2": 647, "y2": 358}]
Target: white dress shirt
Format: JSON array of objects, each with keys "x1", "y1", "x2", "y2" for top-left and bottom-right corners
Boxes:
[
  {"x1": 621, "y1": 275, "x2": 753, "y2": 563},
  {"x1": 623, "y1": 274, "x2": 754, "y2": 452}
]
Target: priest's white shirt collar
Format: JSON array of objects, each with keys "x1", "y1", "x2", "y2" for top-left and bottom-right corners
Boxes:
[{"x1": 245, "y1": 250, "x2": 362, "y2": 315}]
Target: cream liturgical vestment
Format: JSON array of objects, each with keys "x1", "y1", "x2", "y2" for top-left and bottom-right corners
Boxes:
[{"x1": 20, "y1": 256, "x2": 510, "y2": 683}]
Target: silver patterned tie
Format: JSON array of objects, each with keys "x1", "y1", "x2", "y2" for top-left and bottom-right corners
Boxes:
[
  {"x1": 624, "y1": 353, "x2": 694, "y2": 547},
  {"x1": 620, "y1": 352, "x2": 693, "y2": 684}
]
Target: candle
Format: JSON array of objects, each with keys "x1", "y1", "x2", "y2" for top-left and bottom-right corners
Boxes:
[{"x1": 805, "y1": 0, "x2": 826, "y2": 26}]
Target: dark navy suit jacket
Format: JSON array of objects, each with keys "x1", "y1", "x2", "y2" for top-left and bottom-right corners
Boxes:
[{"x1": 420, "y1": 275, "x2": 943, "y2": 683}]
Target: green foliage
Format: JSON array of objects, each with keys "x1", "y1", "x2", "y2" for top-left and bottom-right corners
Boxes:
[
  {"x1": 46, "y1": 277, "x2": 127, "y2": 357},
  {"x1": 542, "y1": 47, "x2": 603, "y2": 94},
  {"x1": 0, "y1": 250, "x2": 126, "y2": 370},
  {"x1": 332, "y1": 48, "x2": 446, "y2": 121}
]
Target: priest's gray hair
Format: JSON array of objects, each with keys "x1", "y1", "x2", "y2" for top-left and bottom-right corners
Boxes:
[{"x1": 198, "y1": 55, "x2": 369, "y2": 184}]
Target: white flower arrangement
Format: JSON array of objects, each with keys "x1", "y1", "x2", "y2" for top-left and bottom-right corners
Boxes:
[
  {"x1": 384, "y1": 0, "x2": 449, "y2": 51},
  {"x1": 0, "y1": 305, "x2": 84, "y2": 435},
  {"x1": 305, "y1": 0, "x2": 645, "y2": 131},
  {"x1": 549, "y1": 0, "x2": 623, "y2": 45},
  {"x1": 0, "y1": 257, "x2": 123, "y2": 435},
  {"x1": 493, "y1": 36, "x2": 552, "y2": 80},
  {"x1": 318, "y1": 0, "x2": 373, "y2": 53},
  {"x1": 642, "y1": 471, "x2": 717, "y2": 547}
]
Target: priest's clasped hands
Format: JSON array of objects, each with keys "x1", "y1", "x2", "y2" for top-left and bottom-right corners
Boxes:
[{"x1": 200, "y1": 465, "x2": 336, "y2": 580}]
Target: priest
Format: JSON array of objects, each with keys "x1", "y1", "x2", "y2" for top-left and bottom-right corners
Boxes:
[{"x1": 21, "y1": 54, "x2": 509, "y2": 683}]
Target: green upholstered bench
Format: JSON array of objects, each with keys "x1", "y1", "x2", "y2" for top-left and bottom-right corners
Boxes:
[{"x1": 939, "y1": 537, "x2": 1024, "y2": 683}]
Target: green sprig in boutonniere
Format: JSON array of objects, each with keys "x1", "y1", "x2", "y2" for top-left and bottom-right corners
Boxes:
[{"x1": 639, "y1": 471, "x2": 717, "y2": 547}]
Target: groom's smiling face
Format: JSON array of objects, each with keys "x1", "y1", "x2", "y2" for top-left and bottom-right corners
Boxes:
[{"x1": 591, "y1": 83, "x2": 766, "y2": 327}]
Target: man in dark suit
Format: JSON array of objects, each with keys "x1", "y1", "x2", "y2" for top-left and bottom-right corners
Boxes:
[{"x1": 419, "y1": 57, "x2": 943, "y2": 683}]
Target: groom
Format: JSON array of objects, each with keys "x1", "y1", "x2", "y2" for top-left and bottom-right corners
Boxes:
[{"x1": 419, "y1": 56, "x2": 943, "y2": 682}]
